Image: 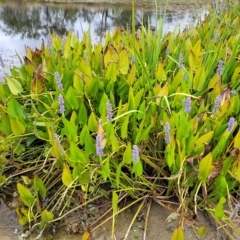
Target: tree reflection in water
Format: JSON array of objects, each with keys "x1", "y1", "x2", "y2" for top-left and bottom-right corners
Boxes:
[{"x1": 0, "y1": 1, "x2": 205, "y2": 41}]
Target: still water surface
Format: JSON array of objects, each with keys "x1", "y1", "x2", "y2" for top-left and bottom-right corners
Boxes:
[
  {"x1": 0, "y1": 0, "x2": 213, "y2": 239},
  {"x1": 0, "y1": 0, "x2": 210, "y2": 73}
]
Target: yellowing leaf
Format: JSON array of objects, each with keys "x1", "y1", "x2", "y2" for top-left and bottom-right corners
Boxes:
[
  {"x1": 171, "y1": 226, "x2": 185, "y2": 240},
  {"x1": 232, "y1": 159, "x2": 240, "y2": 181},
  {"x1": 123, "y1": 142, "x2": 132, "y2": 164},
  {"x1": 64, "y1": 30, "x2": 72, "y2": 59},
  {"x1": 17, "y1": 183, "x2": 34, "y2": 207},
  {"x1": 21, "y1": 176, "x2": 32, "y2": 185},
  {"x1": 119, "y1": 48, "x2": 129, "y2": 74},
  {"x1": 62, "y1": 163, "x2": 73, "y2": 187},
  {"x1": 41, "y1": 209, "x2": 54, "y2": 222},
  {"x1": 198, "y1": 153, "x2": 213, "y2": 183},
  {"x1": 26, "y1": 46, "x2": 32, "y2": 62},
  {"x1": 127, "y1": 64, "x2": 136, "y2": 85},
  {"x1": 104, "y1": 44, "x2": 119, "y2": 68},
  {"x1": 234, "y1": 130, "x2": 240, "y2": 149},
  {"x1": 155, "y1": 62, "x2": 166, "y2": 81},
  {"x1": 6, "y1": 77, "x2": 23, "y2": 95},
  {"x1": 105, "y1": 62, "x2": 118, "y2": 82},
  {"x1": 197, "y1": 226, "x2": 208, "y2": 237},
  {"x1": 231, "y1": 65, "x2": 240, "y2": 83},
  {"x1": 195, "y1": 131, "x2": 214, "y2": 149},
  {"x1": 82, "y1": 226, "x2": 91, "y2": 240},
  {"x1": 31, "y1": 66, "x2": 45, "y2": 94},
  {"x1": 208, "y1": 74, "x2": 221, "y2": 89},
  {"x1": 112, "y1": 27, "x2": 121, "y2": 43},
  {"x1": 193, "y1": 66, "x2": 206, "y2": 90},
  {"x1": 156, "y1": 82, "x2": 169, "y2": 105},
  {"x1": 189, "y1": 39, "x2": 203, "y2": 69},
  {"x1": 10, "y1": 118, "x2": 25, "y2": 135}
]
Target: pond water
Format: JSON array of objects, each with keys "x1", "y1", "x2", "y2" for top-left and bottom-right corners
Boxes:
[
  {"x1": 0, "y1": 0, "x2": 225, "y2": 239},
  {"x1": 0, "y1": 0, "x2": 213, "y2": 80}
]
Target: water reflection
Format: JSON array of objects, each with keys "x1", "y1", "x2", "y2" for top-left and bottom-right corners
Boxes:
[
  {"x1": 0, "y1": 1, "x2": 208, "y2": 78},
  {"x1": 0, "y1": 1, "x2": 208, "y2": 40}
]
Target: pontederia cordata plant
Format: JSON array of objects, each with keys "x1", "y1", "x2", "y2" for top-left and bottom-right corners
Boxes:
[{"x1": 0, "y1": 1, "x2": 239, "y2": 239}]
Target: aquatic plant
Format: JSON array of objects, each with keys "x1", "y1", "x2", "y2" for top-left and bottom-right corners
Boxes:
[{"x1": 0, "y1": 1, "x2": 239, "y2": 239}]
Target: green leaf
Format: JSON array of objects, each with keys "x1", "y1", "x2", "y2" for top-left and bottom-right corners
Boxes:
[
  {"x1": 17, "y1": 183, "x2": 35, "y2": 207},
  {"x1": 116, "y1": 162, "x2": 122, "y2": 188},
  {"x1": 132, "y1": 160, "x2": 143, "y2": 176},
  {"x1": 62, "y1": 163, "x2": 73, "y2": 187},
  {"x1": 77, "y1": 103, "x2": 88, "y2": 125},
  {"x1": 197, "y1": 226, "x2": 208, "y2": 237},
  {"x1": 80, "y1": 124, "x2": 88, "y2": 145},
  {"x1": 7, "y1": 95, "x2": 25, "y2": 121},
  {"x1": 33, "y1": 175, "x2": 47, "y2": 198},
  {"x1": 171, "y1": 227, "x2": 185, "y2": 240},
  {"x1": 41, "y1": 209, "x2": 54, "y2": 223},
  {"x1": 139, "y1": 124, "x2": 153, "y2": 142},
  {"x1": 6, "y1": 77, "x2": 23, "y2": 95},
  {"x1": 73, "y1": 69, "x2": 83, "y2": 94},
  {"x1": 198, "y1": 153, "x2": 212, "y2": 184},
  {"x1": 121, "y1": 115, "x2": 129, "y2": 139},
  {"x1": 110, "y1": 134, "x2": 119, "y2": 152},
  {"x1": 99, "y1": 93, "x2": 108, "y2": 116},
  {"x1": 215, "y1": 196, "x2": 226, "y2": 220},
  {"x1": 70, "y1": 141, "x2": 89, "y2": 164},
  {"x1": 128, "y1": 87, "x2": 136, "y2": 111},
  {"x1": 10, "y1": 118, "x2": 25, "y2": 135},
  {"x1": 73, "y1": 164, "x2": 90, "y2": 184},
  {"x1": 62, "y1": 118, "x2": 78, "y2": 140},
  {"x1": 102, "y1": 159, "x2": 110, "y2": 181},
  {"x1": 123, "y1": 142, "x2": 132, "y2": 164},
  {"x1": 135, "y1": 88, "x2": 144, "y2": 110},
  {"x1": 88, "y1": 112, "x2": 98, "y2": 132},
  {"x1": 112, "y1": 191, "x2": 118, "y2": 215},
  {"x1": 65, "y1": 86, "x2": 79, "y2": 110}
]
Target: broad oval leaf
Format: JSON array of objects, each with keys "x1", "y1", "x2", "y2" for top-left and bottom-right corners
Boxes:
[
  {"x1": 62, "y1": 163, "x2": 73, "y2": 187},
  {"x1": 10, "y1": 118, "x2": 25, "y2": 135},
  {"x1": 171, "y1": 226, "x2": 185, "y2": 240},
  {"x1": 198, "y1": 153, "x2": 213, "y2": 184},
  {"x1": 6, "y1": 77, "x2": 23, "y2": 95},
  {"x1": 17, "y1": 183, "x2": 34, "y2": 207}
]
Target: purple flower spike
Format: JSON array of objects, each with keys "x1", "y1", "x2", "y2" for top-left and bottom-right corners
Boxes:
[
  {"x1": 106, "y1": 100, "x2": 113, "y2": 122},
  {"x1": 182, "y1": 97, "x2": 191, "y2": 114},
  {"x1": 132, "y1": 145, "x2": 139, "y2": 163},
  {"x1": 213, "y1": 95, "x2": 221, "y2": 113},
  {"x1": 58, "y1": 94, "x2": 65, "y2": 114},
  {"x1": 217, "y1": 59, "x2": 224, "y2": 76},
  {"x1": 55, "y1": 72, "x2": 64, "y2": 91},
  {"x1": 227, "y1": 117, "x2": 235, "y2": 132},
  {"x1": 179, "y1": 53, "x2": 184, "y2": 69},
  {"x1": 164, "y1": 122, "x2": 171, "y2": 145},
  {"x1": 96, "y1": 134, "x2": 104, "y2": 157}
]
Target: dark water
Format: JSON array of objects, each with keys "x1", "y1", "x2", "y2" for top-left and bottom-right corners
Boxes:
[{"x1": 0, "y1": 0, "x2": 209, "y2": 77}]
